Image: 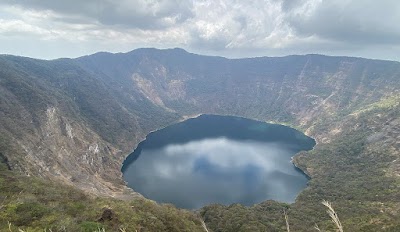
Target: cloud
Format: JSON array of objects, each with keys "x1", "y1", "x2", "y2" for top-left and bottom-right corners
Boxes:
[
  {"x1": 187, "y1": 0, "x2": 290, "y2": 51},
  {"x1": 0, "y1": 0, "x2": 194, "y2": 29},
  {"x1": 284, "y1": 0, "x2": 400, "y2": 45},
  {"x1": 123, "y1": 137, "x2": 307, "y2": 208},
  {"x1": 0, "y1": 0, "x2": 399, "y2": 60},
  {"x1": 0, "y1": 19, "x2": 50, "y2": 37}
]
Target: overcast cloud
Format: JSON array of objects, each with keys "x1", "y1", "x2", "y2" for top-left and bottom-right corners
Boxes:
[{"x1": 0, "y1": 0, "x2": 399, "y2": 60}]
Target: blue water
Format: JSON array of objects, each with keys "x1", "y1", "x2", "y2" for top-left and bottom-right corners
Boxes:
[{"x1": 122, "y1": 115, "x2": 315, "y2": 209}]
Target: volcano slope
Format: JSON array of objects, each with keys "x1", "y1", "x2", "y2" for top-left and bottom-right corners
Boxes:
[{"x1": 0, "y1": 48, "x2": 399, "y2": 231}]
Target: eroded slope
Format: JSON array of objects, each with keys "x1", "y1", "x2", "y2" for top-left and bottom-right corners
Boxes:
[{"x1": 1, "y1": 49, "x2": 399, "y2": 230}]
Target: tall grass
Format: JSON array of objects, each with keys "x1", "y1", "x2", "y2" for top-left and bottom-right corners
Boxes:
[
  {"x1": 200, "y1": 217, "x2": 210, "y2": 232},
  {"x1": 283, "y1": 200, "x2": 344, "y2": 232},
  {"x1": 322, "y1": 200, "x2": 343, "y2": 232}
]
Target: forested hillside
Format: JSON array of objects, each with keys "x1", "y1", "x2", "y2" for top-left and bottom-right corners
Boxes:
[{"x1": 0, "y1": 49, "x2": 399, "y2": 231}]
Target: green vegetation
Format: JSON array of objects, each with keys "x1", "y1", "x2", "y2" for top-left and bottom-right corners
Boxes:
[
  {"x1": 1, "y1": 49, "x2": 400, "y2": 231},
  {"x1": 201, "y1": 100, "x2": 400, "y2": 231},
  {"x1": 0, "y1": 165, "x2": 205, "y2": 231},
  {"x1": 201, "y1": 201, "x2": 291, "y2": 231}
]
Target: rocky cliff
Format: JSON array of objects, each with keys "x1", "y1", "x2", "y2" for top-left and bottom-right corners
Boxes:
[{"x1": 1, "y1": 48, "x2": 399, "y2": 230}]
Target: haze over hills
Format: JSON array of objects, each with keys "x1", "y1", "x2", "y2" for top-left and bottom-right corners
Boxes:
[{"x1": 0, "y1": 48, "x2": 399, "y2": 231}]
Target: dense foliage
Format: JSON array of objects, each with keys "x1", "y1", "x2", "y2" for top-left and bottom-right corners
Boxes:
[
  {"x1": 201, "y1": 97, "x2": 400, "y2": 231},
  {"x1": 0, "y1": 163, "x2": 205, "y2": 231}
]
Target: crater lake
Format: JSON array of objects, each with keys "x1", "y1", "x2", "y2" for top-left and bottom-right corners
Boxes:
[{"x1": 122, "y1": 115, "x2": 315, "y2": 209}]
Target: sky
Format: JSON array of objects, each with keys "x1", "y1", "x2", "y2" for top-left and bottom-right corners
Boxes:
[{"x1": 0, "y1": 0, "x2": 399, "y2": 61}]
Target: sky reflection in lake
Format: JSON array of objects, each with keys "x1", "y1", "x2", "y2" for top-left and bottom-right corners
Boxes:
[{"x1": 123, "y1": 136, "x2": 309, "y2": 209}]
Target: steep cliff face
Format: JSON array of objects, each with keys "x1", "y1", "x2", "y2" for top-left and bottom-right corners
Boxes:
[
  {"x1": 0, "y1": 56, "x2": 151, "y2": 197},
  {"x1": 1, "y1": 49, "x2": 400, "y2": 230},
  {"x1": 2, "y1": 50, "x2": 400, "y2": 196},
  {"x1": 78, "y1": 49, "x2": 400, "y2": 141}
]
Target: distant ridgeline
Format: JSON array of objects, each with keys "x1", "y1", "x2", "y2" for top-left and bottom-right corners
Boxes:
[{"x1": 0, "y1": 49, "x2": 399, "y2": 231}]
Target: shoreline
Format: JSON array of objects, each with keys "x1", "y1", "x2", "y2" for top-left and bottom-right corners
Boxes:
[
  {"x1": 120, "y1": 113, "x2": 203, "y2": 171},
  {"x1": 120, "y1": 113, "x2": 317, "y2": 206}
]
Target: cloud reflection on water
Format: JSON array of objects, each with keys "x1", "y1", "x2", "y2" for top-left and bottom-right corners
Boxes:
[{"x1": 123, "y1": 137, "x2": 308, "y2": 209}]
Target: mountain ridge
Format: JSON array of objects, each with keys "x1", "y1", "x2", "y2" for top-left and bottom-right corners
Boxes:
[
  {"x1": 5, "y1": 47, "x2": 400, "y2": 64},
  {"x1": 0, "y1": 48, "x2": 399, "y2": 230}
]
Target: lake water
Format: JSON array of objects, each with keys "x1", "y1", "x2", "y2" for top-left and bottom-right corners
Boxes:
[{"x1": 122, "y1": 115, "x2": 315, "y2": 209}]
